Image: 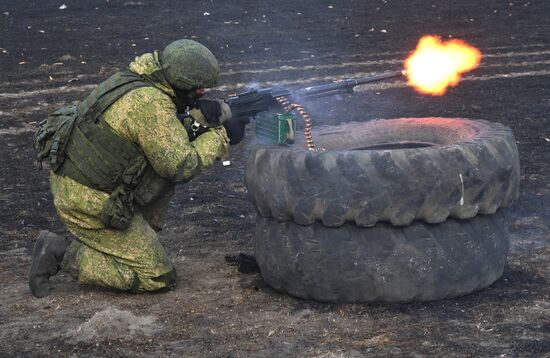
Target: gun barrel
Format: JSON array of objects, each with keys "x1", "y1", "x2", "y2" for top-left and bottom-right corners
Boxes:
[
  {"x1": 293, "y1": 70, "x2": 405, "y2": 98},
  {"x1": 226, "y1": 70, "x2": 405, "y2": 122}
]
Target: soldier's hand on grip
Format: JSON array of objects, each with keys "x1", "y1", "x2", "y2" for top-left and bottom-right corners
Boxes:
[
  {"x1": 183, "y1": 99, "x2": 232, "y2": 141},
  {"x1": 194, "y1": 99, "x2": 231, "y2": 126}
]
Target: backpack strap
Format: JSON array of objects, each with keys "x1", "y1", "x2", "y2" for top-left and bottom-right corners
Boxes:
[{"x1": 77, "y1": 70, "x2": 149, "y2": 122}]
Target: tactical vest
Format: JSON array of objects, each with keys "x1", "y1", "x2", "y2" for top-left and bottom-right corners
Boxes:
[{"x1": 35, "y1": 70, "x2": 171, "y2": 230}]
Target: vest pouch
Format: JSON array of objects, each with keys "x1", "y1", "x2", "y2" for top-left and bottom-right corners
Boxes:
[
  {"x1": 133, "y1": 166, "x2": 171, "y2": 207},
  {"x1": 98, "y1": 154, "x2": 149, "y2": 229},
  {"x1": 100, "y1": 185, "x2": 135, "y2": 230},
  {"x1": 34, "y1": 105, "x2": 78, "y2": 171}
]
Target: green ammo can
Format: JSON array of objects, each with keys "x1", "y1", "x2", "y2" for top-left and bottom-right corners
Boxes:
[{"x1": 254, "y1": 112, "x2": 297, "y2": 145}]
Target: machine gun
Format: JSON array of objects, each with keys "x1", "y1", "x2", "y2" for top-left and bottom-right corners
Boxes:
[{"x1": 226, "y1": 70, "x2": 404, "y2": 149}]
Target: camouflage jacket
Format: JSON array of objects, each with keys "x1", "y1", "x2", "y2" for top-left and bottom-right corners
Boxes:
[{"x1": 50, "y1": 52, "x2": 229, "y2": 230}]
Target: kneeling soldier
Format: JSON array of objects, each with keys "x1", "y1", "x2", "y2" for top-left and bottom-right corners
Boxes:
[{"x1": 30, "y1": 39, "x2": 243, "y2": 297}]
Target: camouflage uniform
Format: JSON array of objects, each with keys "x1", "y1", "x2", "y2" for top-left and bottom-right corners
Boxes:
[{"x1": 51, "y1": 51, "x2": 229, "y2": 292}]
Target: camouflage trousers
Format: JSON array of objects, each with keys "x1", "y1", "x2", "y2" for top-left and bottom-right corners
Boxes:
[{"x1": 50, "y1": 172, "x2": 176, "y2": 292}]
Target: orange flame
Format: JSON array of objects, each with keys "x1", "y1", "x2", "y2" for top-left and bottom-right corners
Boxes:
[{"x1": 404, "y1": 36, "x2": 482, "y2": 95}]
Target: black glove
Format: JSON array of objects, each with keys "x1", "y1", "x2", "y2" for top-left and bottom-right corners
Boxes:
[
  {"x1": 223, "y1": 117, "x2": 249, "y2": 145},
  {"x1": 195, "y1": 99, "x2": 223, "y2": 126}
]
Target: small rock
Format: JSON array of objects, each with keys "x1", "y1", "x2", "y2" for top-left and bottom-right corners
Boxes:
[
  {"x1": 123, "y1": 1, "x2": 145, "y2": 6},
  {"x1": 58, "y1": 54, "x2": 76, "y2": 61},
  {"x1": 67, "y1": 308, "x2": 161, "y2": 342}
]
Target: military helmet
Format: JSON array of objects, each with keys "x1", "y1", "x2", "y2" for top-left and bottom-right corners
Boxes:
[{"x1": 161, "y1": 39, "x2": 219, "y2": 91}]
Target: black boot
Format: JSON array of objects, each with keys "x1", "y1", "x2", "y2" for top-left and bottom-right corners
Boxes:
[{"x1": 29, "y1": 231, "x2": 70, "y2": 298}]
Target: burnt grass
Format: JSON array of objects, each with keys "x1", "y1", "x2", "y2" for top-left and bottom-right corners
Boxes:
[{"x1": 1, "y1": 0, "x2": 549, "y2": 357}]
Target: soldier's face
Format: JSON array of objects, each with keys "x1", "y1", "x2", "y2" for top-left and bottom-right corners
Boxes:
[
  {"x1": 175, "y1": 87, "x2": 205, "y2": 101},
  {"x1": 173, "y1": 87, "x2": 207, "y2": 112},
  {"x1": 194, "y1": 88, "x2": 206, "y2": 98}
]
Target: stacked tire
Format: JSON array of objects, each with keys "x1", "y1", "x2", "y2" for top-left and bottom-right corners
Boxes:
[{"x1": 245, "y1": 118, "x2": 520, "y2": 303}]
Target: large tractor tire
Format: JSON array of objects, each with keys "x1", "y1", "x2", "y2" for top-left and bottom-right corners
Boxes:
[
  {"x1": 255, "y1": 212, "x2": 510, "y2": 303},
  {"x1": 245, "y1": 118, "x2": 520, "y2": 227}
]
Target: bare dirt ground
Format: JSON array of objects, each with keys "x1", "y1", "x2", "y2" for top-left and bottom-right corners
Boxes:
[{"x1": 1, "y1": 0, "x2": 549, "y2": 356}]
